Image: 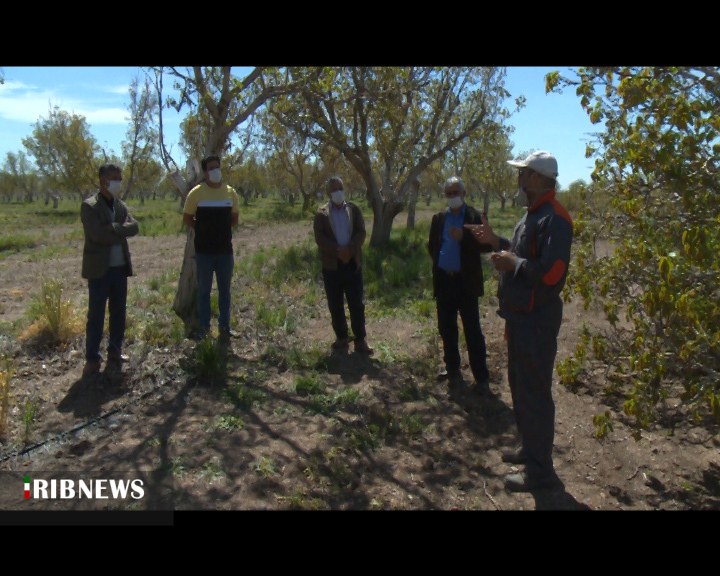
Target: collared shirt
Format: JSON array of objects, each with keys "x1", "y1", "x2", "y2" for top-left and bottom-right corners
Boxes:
[
  {"x1": 330, "y1": 201, "x2": 351, "y2": 247},
  {"x1": 107, "y1": 200, "x2": 126, "y2": 268},
  {"x1": 437, "y1": 204, "x2": 465, "y2": 272}
]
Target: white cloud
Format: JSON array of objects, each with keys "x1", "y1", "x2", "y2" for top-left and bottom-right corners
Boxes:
[
  {"x1": 0, "y1": 79, "x2": 37, "y2": 92},
  {"x1": 0, "y1": 90, "x2": 62, "y2": 123},
  {"x1": 81, "y1": 107, "x2": 128, "y2": 124},
  {"x1": 0, "y1": 89, "x2": 127, "y2": 125},
  {"x1": 103, "y1": 84, "x2": 131, "y2": 95}
]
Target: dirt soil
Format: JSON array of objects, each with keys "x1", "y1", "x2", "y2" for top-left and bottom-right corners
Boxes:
[{"x1": 1, "y1": 210, "x2": 719, "y2": 512}]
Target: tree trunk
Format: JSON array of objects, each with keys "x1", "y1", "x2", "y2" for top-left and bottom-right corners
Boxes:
[
  {"x1": 483, "y1": 191, "x2": 490, "y2": 215},
  {"x1": 169, "y1": 167, "x2": 201, "y2": 323},
  {"x1": 302, "y1": 192, "x2": 311, "y2": 213},
  {"x1": 369, "y1": 200, "x2": 403, "y2": 246},
  {"x1": 406, "y1": 180, "x2": 419, "y2": 229},
  {"x1": 173, "y1": 227, "x2": 198, "y2": 324}
]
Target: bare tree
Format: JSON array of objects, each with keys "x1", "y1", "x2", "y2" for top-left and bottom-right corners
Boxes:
[
  {"x1": 150, "y1": 66, "x2": 302, "y2": 322},
  {"x1": 269, "y1": 67, "x2": 514, "y2": 246},
  {"x1": 122, "y1": 74, "x2": 159, "y2": 203}
]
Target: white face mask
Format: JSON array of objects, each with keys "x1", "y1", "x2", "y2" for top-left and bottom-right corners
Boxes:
[
  {"x1": 515, "y1": 186, "x2": 529, "y2": 207},
  {"x1": 330, "y1": 190, "x2": 345, "y2": 205},
  {"x1": 208, "y1": 168, "x2": 222, "y2": 183},
  {"x1": 107, "y1": 180, "x2": 122, "y2": 197},
  {"x1": 447, "y1": 196, "x2": 463, "y2": 210}
]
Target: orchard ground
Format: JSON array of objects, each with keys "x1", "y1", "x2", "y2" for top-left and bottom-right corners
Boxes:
[{"x1": 1, "y1": 205, "x2": 719, "y2": 512}]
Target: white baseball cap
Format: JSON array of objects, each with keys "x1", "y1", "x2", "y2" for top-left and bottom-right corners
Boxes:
[{"x1": 507, "y1": 151, "x2": 558, "y2": 179}]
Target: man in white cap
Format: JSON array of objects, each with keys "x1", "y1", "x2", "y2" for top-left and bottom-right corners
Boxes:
[{"x1": 466, "y1": 150, "x2": 573, "y2": 492}]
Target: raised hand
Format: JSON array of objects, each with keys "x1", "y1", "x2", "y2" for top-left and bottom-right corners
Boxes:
[{"x1": 464, "y1": 212, "x2": 498, "y2": 249}]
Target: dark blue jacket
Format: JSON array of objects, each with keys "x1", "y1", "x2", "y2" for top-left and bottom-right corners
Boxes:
[{"x1": 497, "y1": 190, "x2": 573, "y2": 326}]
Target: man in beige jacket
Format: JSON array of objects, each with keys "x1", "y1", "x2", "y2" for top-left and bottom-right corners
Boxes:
[
  {"x1": 313, "y1": 176, "x2": 373, "y2": 354},
  {"x1": 80, "y1": 163, "x2": 138, "y2": 376}
]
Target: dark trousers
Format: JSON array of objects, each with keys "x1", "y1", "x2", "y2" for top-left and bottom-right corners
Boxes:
[
  {"x1": 435, "y1": 270, "x2": 489, "y2": 382},
  {"x1": 86, "y1": 266, "x2": 128, "y2": 362},
  {"x1": 321, "y1": 259, "x2": 366, "y2": 341},
  {"x1": 506, "y1": 318, "x2": 560, "y2": 480}
]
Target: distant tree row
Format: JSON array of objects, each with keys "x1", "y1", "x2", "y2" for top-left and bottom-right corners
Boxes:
[{"x1": 1, "y1": 67, "x2": 528, "y2": 222}]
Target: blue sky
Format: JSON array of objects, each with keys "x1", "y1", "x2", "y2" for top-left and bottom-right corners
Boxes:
[{"x1": 0, "y1": 66, "x2": 599, "y2": 187}]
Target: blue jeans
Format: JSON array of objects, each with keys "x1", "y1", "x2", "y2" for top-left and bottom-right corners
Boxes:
[
  {"x1": 86, "y1": 266, "x2": 128, "y2": 362},
  {"x1": 195, "y1": 252, "x2": 234, "y2": 330}
]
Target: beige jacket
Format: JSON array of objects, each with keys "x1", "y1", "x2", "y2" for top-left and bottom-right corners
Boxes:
[
  {"x1": 81, "y1": 192, "x2": 139, "y2": 280},
  {"x1": 313, "y1": 201, "x2": 366, "y2": 271}
]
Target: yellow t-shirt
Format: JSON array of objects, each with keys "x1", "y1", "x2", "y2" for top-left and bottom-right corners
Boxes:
[{"x1": 184, "y1": 182, "x2": 240, "y2": 254}]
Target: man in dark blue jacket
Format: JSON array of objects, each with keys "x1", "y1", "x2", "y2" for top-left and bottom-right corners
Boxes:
[{"x1": 467, "y1": 151, "x2": 573, "y2": 492}]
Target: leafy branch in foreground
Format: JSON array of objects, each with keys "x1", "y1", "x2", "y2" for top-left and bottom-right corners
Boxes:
[{"x1": 549, "y1": 67, "x2": 720, "y2": 436}]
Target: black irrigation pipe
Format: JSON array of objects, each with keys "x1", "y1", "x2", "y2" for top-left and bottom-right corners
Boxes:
[{"x1": 0, "y1": 372, "x2": 178, "y2": 464}]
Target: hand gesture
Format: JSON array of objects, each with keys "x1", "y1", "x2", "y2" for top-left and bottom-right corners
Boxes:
[
  {"x1": 490, "y1": 250, "x2": 517, "y2": 272},
  {"x1": 464, "y1": 213, "x2": 497, "y2": 249}
]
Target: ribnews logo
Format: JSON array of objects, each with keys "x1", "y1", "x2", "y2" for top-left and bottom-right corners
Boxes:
[{"x1": 23, "y1": 474, "x2": 145, "y2": 500}]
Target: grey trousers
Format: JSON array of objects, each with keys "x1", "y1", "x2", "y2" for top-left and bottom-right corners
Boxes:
[{"x1": 506, "y1": 317, "x2": 561, "y2": 479}]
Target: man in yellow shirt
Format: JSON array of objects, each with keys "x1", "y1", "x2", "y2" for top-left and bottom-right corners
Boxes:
[{"x1": 183, "y1": 155, "x2": 240, "y2": 340}]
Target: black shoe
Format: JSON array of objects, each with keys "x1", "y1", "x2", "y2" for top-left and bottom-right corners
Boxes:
[
  {"x1": 82, "y1": 360, "x2": 101, "y2": 377},
  {"x1": 473, "y1": 378, "x2": 491, "y2": 395},
  {"x1": 190, "y1": 327, "x2": 209, "y2": 341},
  {"x1": 219, "y1": 327, "x2": 240, "y2": 340},
  {"x1": 446, "y1": 370, "x2": 464, "y2": 389},
  {"x1": 107, "y1": 352, "x2": 129, "y2": 364},
  {"x1": 504, "y1": 471, "x2": 562, "y2": 492},
  {"x1": 501, "y1": 447, "x2": 528, "y2": 464}
]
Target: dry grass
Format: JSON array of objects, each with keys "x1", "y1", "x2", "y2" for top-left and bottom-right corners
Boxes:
[{"x1": 0, "y1": 354, "x2": 14, "y2": 443}]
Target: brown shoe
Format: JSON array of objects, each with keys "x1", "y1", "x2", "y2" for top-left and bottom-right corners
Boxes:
[
  {"x1": 354, "y1": 339, "x2": 374, "y2": 355},
  {"x1": 332, "y1": 338, "x2": 349, "y2": 349},
  {"x1": 107, "y1": 351, "x2": 129, "y2": 363},
  {"x1": 82, "y1": 360, "x2": 101, "y2": 377}
]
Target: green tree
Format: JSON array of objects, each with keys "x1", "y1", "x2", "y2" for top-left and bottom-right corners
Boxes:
[
  {"x1": 549, "y1": 66, "x2": 720, "y2": 434},
  {"x1": 260, "y1": 111, "x2": 327, "y2": 213},
  {"x1": 446, "y1": 128, "x2": 516, "y2": 213},
  {"x1": 2, "y1": 151, "x2": 40, "y2": 203},
  {"x1": 22, "y1": 106, "x2": 100, "y2": 201},
  {"x1": 0, "y1": 169, "x2": 13, "y2": 203},
  {"x1": 269, "y1": 67, "x2": 514, "y2": 246}
]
